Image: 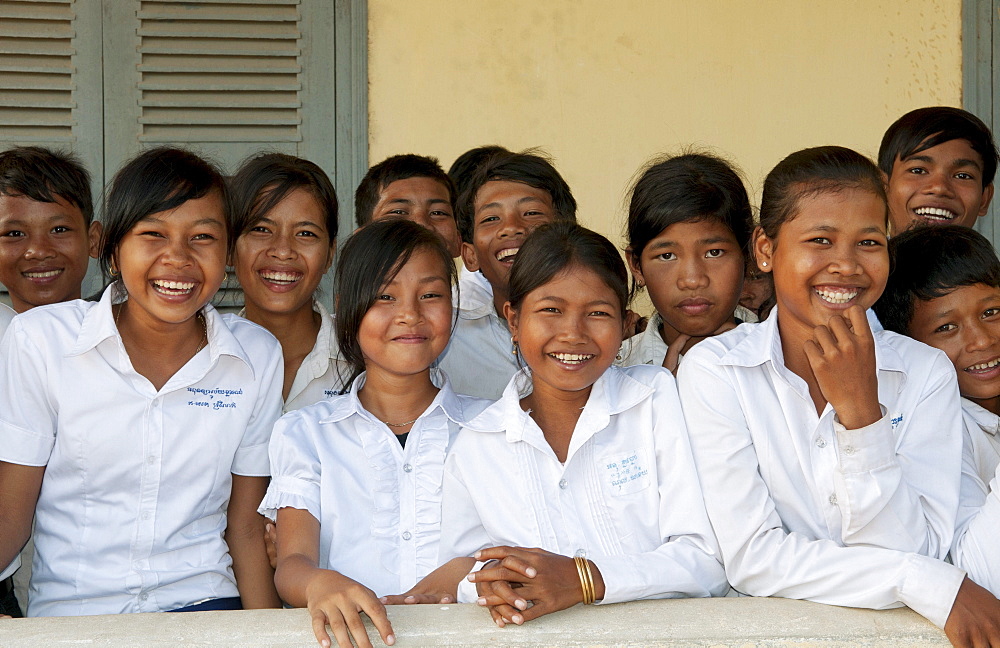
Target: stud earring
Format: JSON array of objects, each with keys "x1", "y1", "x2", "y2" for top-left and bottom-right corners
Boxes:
[
  {"x1": 761, "y1": 262, "x2": 768, "y2": 267},
  {"x1": 510, "y1": 336, "x2": 518, "y2": 356}
]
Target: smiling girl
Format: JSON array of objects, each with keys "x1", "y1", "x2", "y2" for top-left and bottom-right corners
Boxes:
[
  {"x1": 437, "y1": 221, "x2": 727, "y2": 627},
  {"x1": 676, "y1": 146, "x2": 1000, "y2": 646},
  {"x1": 260, "y1": 219, "x2": 490, "y2": 648},
  {"x1": 231, "y1": 153, "x2": 345, "y2": 410},
  {"x1": 0, "y1": 147, "x2": 283, "y2": 615}
]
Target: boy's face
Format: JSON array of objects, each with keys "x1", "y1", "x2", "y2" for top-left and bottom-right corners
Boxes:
[
  {"x1": 908, "y1": 283, "x2": 1000, "y2": 408},
  {"x1": 371, "y1": 177, "x2": 461, "y2": 257},
  {"x1": 461, "y1": 180, "x2": 557, "y2": 299},
  {"x1": 887, "y1": 138, "x2": 995, "y2": 234},
  {"x1": 0, "y1": 193, "x2": 100, "y2": 312}
]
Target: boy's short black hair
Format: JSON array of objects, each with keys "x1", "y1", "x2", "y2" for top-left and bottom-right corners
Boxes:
[
  {"x1": 874, "y1": 224, "x2": 1000, "y2": 334},
  {"x1": 456, "y1": 149, "x2": 577, "y2": 244},
  {"x1": 0, "y1": 146, "x2": 93, "y2": 224},
  {"x1": 878, "y1": 107, "x2": 999, "y2": 187},
  {"x1": 354, "y1": 154, "x2": 455, "y2": 227}
]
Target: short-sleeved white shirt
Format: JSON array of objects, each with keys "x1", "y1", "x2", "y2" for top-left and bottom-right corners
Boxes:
[
  {"x1": 440, "y1": 364, "x2": 729, "y2": 605},
  {"x1": 617, "y1": 308, "x2": 759, "y2": 368},
  {"x1": 437, "y1": 275, "x2": 518, "y2": 400},
  {"x1": 676, "y1": 308, "x2": 965, "y2": 628},
  {"x1": 259, "y1": 369, "x2": 490, "y2": 597},
  {"x1": 951, "y1": 398, "x2": 1000, "y2": 595},
  {"x1": 0, "y1": 287, "x2": 284, "y2": 616},
  {"x1": 239, "y1": 300, "x2": 351, "y2": 412}
]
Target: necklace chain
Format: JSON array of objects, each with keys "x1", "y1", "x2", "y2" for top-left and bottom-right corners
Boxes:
[
  {"x1": 115, "y1": 303, "x2": 208, "y2": 355},
  {"x1": 383, "y1": 417, "x2": 418, "y2": 428}
]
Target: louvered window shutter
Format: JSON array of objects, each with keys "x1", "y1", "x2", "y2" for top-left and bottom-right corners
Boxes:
[{"x1": 0, "y1": 0, "x2": 104, "y2": 300}]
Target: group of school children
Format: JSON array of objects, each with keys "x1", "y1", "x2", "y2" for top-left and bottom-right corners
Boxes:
[{"x1": 1, "y1": 105, "x2": 1000, "y2": 648}]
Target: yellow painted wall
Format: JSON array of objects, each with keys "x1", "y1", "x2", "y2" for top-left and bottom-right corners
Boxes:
[{"x1": 368, "y1": 0, "x2": 962, "y2": 244}]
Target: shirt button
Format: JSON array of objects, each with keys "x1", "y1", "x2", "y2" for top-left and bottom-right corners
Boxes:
[
  {"x1": 403, "y1": 463, "x2": 413, "y2": 473},
  {"x1": 829, "y1": 494, "x2": 838, "y2": 505},
  {"x1": 139, "y1": 593, "x2": 148, "y2": 601},
  {"x1": 141, "y1": 511, "x2": 151, "y2": 521},
  {"x1": 147, "y1": 456, "x2": 156, "y2": 465},
  {"x1": 402, "y1": 531, "x2": 412, "y2": 541},
  {"x1": 574, "y1": 549, "x2": 587, "y2": 558},
  {"x1": 815, "y1": 437, "x2": 827, "y2": 448},
  {"x1": 558, "y1": 479, "x2": 568, "y2": 490},
  {"x1": 843, "y1": 446, "x2": 857, "y2": 456}
]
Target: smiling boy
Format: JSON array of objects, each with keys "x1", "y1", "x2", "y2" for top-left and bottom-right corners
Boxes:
[
  {"x1": 878, "y1": 107, "x2": 998, "y2": 234},
  {"x1": 0, "y1": 146, "x2": 98, "y2": 618},
  {"x1": 437, "y1": 150, "x2": 577, "y2": 399},
  {"x1": 874, "y1": 224, "x2": 1000, "y2": 599}
]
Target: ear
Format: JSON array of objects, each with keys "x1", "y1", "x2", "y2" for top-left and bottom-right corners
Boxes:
[
  {"x1": 87, "y1": 221, "x2": 103, "y2": 259},
  {"x1": 978, "y1": 183, "x2": 995, "y2": 218},
  {"x1": 625, "y1": 246, "x2": 645, "y2": 288},
  {"x1": 461, "y1": 241, "x2": 480, "y2": 272},
  {"x1": 752, "y1": 225, "x2": 775, "y2": 274},
  {"x1": 503, "y1": 300, "x2": 518, "y2": 339}
]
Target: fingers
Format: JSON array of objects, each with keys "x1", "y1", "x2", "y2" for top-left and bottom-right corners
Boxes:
[
  {"x1": 264, "y1": 522, "x2": 278, "y2": 570},
  {"x1": 380, "y1": 593, "x2": 453, "y2": 605},
  {"x1": 485, "y1": 602, "x2": 524, "y2": 627},
  {"x1": 662, "y1": 335, "x2": 688, "y2": 374},
  {"x1": 310, "y1": 608, "x2": 334, "y2": 648},
  {"x1": 470, "y1": 554, "x2": 537, "y2": 582},
  {"x1": 845, "y1": 305, "x2": 873, "y2": 340},
  {"x1": 358, "y1": 598, "x2": 395, "y2": 647}
]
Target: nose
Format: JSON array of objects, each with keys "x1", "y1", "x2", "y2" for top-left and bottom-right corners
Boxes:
[
  {"x1": 966, "y1": 320, "x2": 999, "y2": 353},
  {"x1": 24, "y1": 234, "x2": 57, "y2": 260},
  {"x1": 557, "y1": 313, "x2": 588, "y2": 344},
  {"x1": 162, "y1": 237, "x2": 194, "y2": 267},
  {"x1": 497, "y1": 212, "x2": 528, "y2": 238},
  {"x1": 923, "y1": 170, "x2": 955, "y2": 197},
  {"x1": 676, "y1": 256, "x2": 710, "y2": 290},
  {"x1": 827, "y1": 243, "x2": 863, "y2": 276},
  {"x1": 395, "y1": 294, "x2": 423, "y2": 325},
  {"x1": 268, "y1": 230, "x2": 295, "y2": 260}
]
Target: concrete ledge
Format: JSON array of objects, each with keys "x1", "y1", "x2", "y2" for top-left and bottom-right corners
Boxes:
[{"x1": 2, "y1": 597, "x2": 951, "y2": 647}]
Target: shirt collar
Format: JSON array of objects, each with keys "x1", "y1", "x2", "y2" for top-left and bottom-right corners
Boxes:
[
  {"x1": 963, "y1": 397, "x2": 1000, "y2": 436},
  {"x1": 464, "y1": 365, "x2": 654, "y2": 439},
  {"x1": 69, "y1": 285, "x2": 254, "y2": 374},
  {"x1": 318, "y1": 368, "x2": 468, "y2": 425},
  {"x1": 718, "y1": 306, "x2": 907, "y2": 378}
]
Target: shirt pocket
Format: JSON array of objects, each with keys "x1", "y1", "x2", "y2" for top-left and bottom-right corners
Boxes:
[{"x1": 599, "y1": 448, "x2": 652, "y2": 497}]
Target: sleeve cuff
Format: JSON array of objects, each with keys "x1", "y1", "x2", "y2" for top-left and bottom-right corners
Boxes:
[
  {"x1": 232, "y1": 440, "x2": 270, "y2": 477},
  {"x1": 455, "y1": 561, "x2": 487, "y2": 603},
  {"x1": 0, "y1": 556, "x2": 20, "y2": 581},
  {"x1": 833, "y1": 407, "x2": 896, "y2": 473},
  {"x1": 0, "y1": 420, "x2": 54, "y2": 467},
  {"x1": 899, "y1": 553, "x2": 964, "y2": 628},
  {"x1": 257, "y1": 476, "x2": 321, "y2": 521}
]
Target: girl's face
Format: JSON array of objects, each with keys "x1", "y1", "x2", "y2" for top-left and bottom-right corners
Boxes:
[
  {"x1": 629, "y1": 219, "x2": 744, "y2": 343},
  {"x1": 755, "y1": 187, "x2": 888, "y2": 333},
  {"x1": 358, "y1": 247, "x2": 452, "y2": 380},
  {"x1": 506, "y1": 264, "x2": 625, "y2": 398},
  {"x1": 234, "y1": 188, "x2": 334, "y2": 316},
  {"x1": 114, "y1": 191, "x2": 227, "y2": 327}
]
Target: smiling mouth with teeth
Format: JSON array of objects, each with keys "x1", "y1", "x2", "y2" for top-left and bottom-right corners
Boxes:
[
  {"x1": 814, "y1": 287, "x2": 860, "y2": 304},
  {"x1": 966, "y1": 358, "x2": 1000, "y2": 373},
  {"x1": 259, "y1": 270, "x2": 302, "y2": 285},
  {"x1": 914, "y1": 207, "x2": 957, "y2": 222},
  {"x1": 23, "y1": 270, "x2": 62, "y2": 279},
  {"x1": 496, "y1": 248, "x2": 519, "y2": 262},
  {"x1": 153, "y1": 280, "x2": 196, "y2": 295},
  {"x1": 549, "y1": 352, "x2": 595, "y2": 365}
]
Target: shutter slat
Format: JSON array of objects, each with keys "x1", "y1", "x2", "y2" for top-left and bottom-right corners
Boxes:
[{"x1": 139, "y1": 64, "x2": 301, "y2": 74}]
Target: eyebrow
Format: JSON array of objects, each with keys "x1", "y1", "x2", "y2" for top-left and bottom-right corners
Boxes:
[
  {"x1": 535, "y1": 295, "x2": 617, "y2": 308},
  {"x1": 257, "y1": 216, "x2": 321, "y2": 228},
  {"x1": 386, "y1": 274, "x2": 449, "y2": 286},
  {"x1": 905, "y1": 154, "x2": 984, "y2": 171}
]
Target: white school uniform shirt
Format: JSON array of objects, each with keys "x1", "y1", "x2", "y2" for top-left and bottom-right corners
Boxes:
[
  {"x1": 259, "y1": 369, "x2": 490, "y2": 597},
  {"x1": 437, "y1": 274, "x2": 518, "y2": 400},
  {"x1": 617, "y1": 308, "x2": 759, "y2": 368},
  {"x1": 240, "y1": 300, "x2": 351, "y2": 412},
  {"x1": 676, "y1": 307, "x2": 965, "y2": 628},
  {"x1": 0, "y1": 286, "x2": 284, "y2": 616},
  {"x1": 951, "y1": 398, "x2": 1000, "y2": 596},
  {"x1": 457, "y1": 266, "x2": 492, "y2": 308},
  {"x1": 440, "y1": 364, "x2": 729, "y2": 605}
]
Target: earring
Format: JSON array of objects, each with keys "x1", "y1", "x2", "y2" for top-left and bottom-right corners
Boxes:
[
  {"x1": 616, "y1": 352, "x2": 622, "y2": 361},
  {"x1": 510, "y1": 336, "x2": 518, "y2": 356},
  {"x1": 761, "y1": 262, "x2": 768, "y2": 267}
]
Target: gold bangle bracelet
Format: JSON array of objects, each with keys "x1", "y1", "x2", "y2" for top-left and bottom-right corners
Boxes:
[{"x1": 574, "y1": 556, "x2": 595, "y2": 605}]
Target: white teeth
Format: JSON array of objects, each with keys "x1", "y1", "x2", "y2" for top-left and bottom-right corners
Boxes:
[
  {"x1": 23, "y1": 270, "x2": 61, "y2": 278},
  {"x1": 815, "y1": 287, "x2": 859, "y2": 304},
  {"x1": 968, "y1": 358, "x2": 1000, "y2": 372},
  {"x1": 914, "y1": 207, "x2": 956, "y2": 221},
  {"x1": 549, "y1": 352, "x2": 594, "y2": 364},
  {"x1": 496, "y1": 248, "x2": 519, "y2": 262},
  {"x1": 153, "y1": 280, "x2": 195, "y2": 294},
  {"x1": 260, "y1": 271, "x2": 301, "y2": 284}
]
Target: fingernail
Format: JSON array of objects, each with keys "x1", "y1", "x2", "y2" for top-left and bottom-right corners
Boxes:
[
  {"x1": 515, "y1": 599, "x2": 527, "y2": 610},
  {"x1": 379, "y1": 597, "x2": 388, "y2": 603},
  {"x1": 477, "y1": 597, "x2": 487, "y2": 606},
  {"x1": 526, "y1": 567, "x2": 537, "y2": 578},
  {"x1": 474, "y1": 550, "x2": 482, "y2": 559},
  {"x1": 442, "y1": 597, "x2": 453, "y2": 603},
  {"x1": 386, "y1": 634, "x2": 396, "y2": 645},
  {"x1": 513, "y1": 614, "x2": 523, "y2": 625},
  {"x1": 496, "y1": 619, "x2": 504, "y2": 628},
  {"x1": 265, "y1": 523, "x2": 273, "y2": 531}
]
